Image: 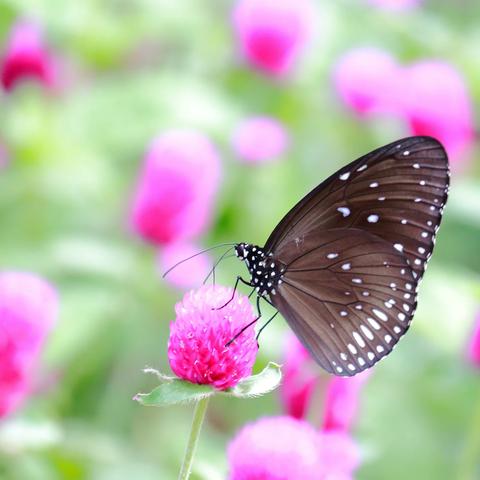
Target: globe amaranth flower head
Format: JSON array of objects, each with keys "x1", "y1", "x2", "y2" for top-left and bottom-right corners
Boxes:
[
  {"x1": 281, "y1": 334, "x2": 371, "y2": 432},
  {"x1": 131, "y1": 130, "x2": 222, "y2": 245},
  {"x1": 232, "y1": 116, "x2": 289, "y2": 164},
  {"x1": 1, "y1": 19, "x2": 57, "y2": 92},
  {"x1": 467, "y1": 310, "x2": 480, "y2": 368},
  {"x1": 228, "y1": 416, "x2": 360, "y2": 480},
  {"x1": 168, "y1": 285, "x2": 258, "y2": 390},
  {"x1": 333, "y1": 48, "x2": 474, "y2": 166},
  {"x1": 0, "y1": 271, "x2": 58, "y2": 417},
  {"x1": 232, "y1": 0, "x2": 314, "y2": 76}
]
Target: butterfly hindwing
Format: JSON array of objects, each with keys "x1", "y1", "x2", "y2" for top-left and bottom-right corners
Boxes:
[{"x1": 269, "y1": 228, "x2": 417, "y2": 376}]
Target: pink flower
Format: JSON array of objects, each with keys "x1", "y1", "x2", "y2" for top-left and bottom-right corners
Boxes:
[
  {"x1": 232, "y1": 116, "x2": 289, "y2": 164},
  {"x1": 168, "y1": 285, "x2": 257, "y2": 390},
  {"x1": 334, "y1": 49, "x2": 474, "y2": 165},
  {"x1": 333, "y1": 47, "x2": 401, "y2": 117},
  {"x1": 467, "y1": 311, "x2": 480, "y2": 367},
  {"x1": 366, "y1": 0, "x2": 422, "y2": 10},
  {"x1": 0, "y1": 272, "x2": 58, "y2": 418},
  {"x1": 323, "y1": 370, "x2": 371, "y2": 432},
  {"x1": 157, "y1": 241, "x2": 212, "y2": 289},
  {"x1": 131, "y1": 130, "x2": 222, "y2": 245},
  {"x1": 280, "y1": 334, "x2": 318, "y2": 419},
  {"x1": 232, "y1": 0, "x2": 314, "y2": 76},
  {"x1": 227, "y1": 416, "x2": 360, "y2": 479},
  {"x1": 400, "y1": 60, "x2": 474, "y2": 164},
  {"x1": 1, "y1": 20, "x2": 56, "y2": 92}
]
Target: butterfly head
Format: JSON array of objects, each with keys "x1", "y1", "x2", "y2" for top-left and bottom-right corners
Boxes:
[{"x1": 234, "y1": 243, "x2": 248, "y2": 260}]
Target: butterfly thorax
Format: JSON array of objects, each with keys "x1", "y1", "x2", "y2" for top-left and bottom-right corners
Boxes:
[{"x1": 234, "y1": 243, "x2": 286, "y2": 297}]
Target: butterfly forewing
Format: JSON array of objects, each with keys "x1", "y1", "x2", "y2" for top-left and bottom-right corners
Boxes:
[
  {"x1": 260, "y1": 136, "x2": 449, "y2": 376},
  {"x1": 265, "y1": 136, "x2": 449, "y2": 280},
  {"x1": 270, "y1": 228, "x2": 417, "y2": 375}
]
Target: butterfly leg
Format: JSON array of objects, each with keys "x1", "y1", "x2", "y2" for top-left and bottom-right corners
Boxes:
[
  {"x1": 213, "y1": 276, "x2": 252, "y2": 310},
  {"x1": 226, "y1": 295, "x2": 261, "y2": 347},
  {"x1": 256, "y1": 311, "x2": 279, "y2": 344}
]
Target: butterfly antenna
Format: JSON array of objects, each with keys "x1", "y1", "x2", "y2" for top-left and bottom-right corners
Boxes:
[
  {"x1": 162, "y1": 242, "x2": 237, "y2": 278},
  {"x1": 203, "y1": 247, "x2": 235, "y2": 285}
]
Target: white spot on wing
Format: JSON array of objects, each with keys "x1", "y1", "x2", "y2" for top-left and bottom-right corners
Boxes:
[
  {"x1": 373, "y1": 308, "x2": 388, "y2": 321},
  {"x1": 394, "y1": 243, "x2": 404, "y2": 252},
  {"x1": 367, "y1": 214, "x2": 379, "y2": 223},
  {"x1": 370, "y1": 182, "x2": 379, "y2": 188},
  {"x1": 339, "y1": 172, "x2": 350, "y2": 180},
  {"x1": 341, "y1": 263, "x2": 351, "y2": 271},
  {"x1": 337, "y1": 207, "x2": 351, "y2": 217},
  {"x1": 353, "y1": 331, "x2": 365, "y2": 348},
  {"x1": 367, "y1": 317, "x2": 381, "y2": 330},
  {"x1": 361, "y1": 325, "x2": 374, "y2": 340}
]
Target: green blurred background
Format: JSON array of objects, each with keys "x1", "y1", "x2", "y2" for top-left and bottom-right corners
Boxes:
[{"x1": 0, "y1": 0, "x2": 479, "y2": 479}]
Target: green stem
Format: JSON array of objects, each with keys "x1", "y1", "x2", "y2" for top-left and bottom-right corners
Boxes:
[
  {"x1": 178, "y1": 396, "x2": 210, "y2": 480},
  {"x1": 457, "y1": 386, "x2": 480, "y2": 480}
]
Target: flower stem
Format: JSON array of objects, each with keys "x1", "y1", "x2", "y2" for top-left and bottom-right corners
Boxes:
[
  {"x1": 178, "y1": 396, "x2": 210, "y2": 480},
  {"x1": 457, "y1": 385, "x2": 480, "y2": 480}
]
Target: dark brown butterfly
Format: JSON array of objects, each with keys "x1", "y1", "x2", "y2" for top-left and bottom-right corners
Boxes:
[{"x1": 234, "y1": 136, "x2": 449, "y2": 376}]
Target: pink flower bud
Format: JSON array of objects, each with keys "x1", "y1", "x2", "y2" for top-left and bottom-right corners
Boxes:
[
  {"x1": 0, "y1": 272, "x2": 58, "y2": 418},
  {"x1": 323, "y1": 370, "x2": 371, "y2": 432},
  {"x1": 232, "y1": 0, "x2": 314, "y2": 76},
  {"x1": 131, "y1": 130, "x2": 222, "y2": 245},
  {"x1": 1, "y1": 20, "x2": 56, "y2": 92},
  {"x1": 168, "y1": 285, "x2": 258, "y2": 390},
  {"x1": 227, "y1": 416, "x2": 360, "y2": 479},
  {"x1": 333, "y1": 47, "x2": 401, "y2": 117},
  {"x1": 467, "y1": 311, "x2": 480, "y2": 368},
  {"x1": 158, "y1": 242, "x2": 212, "y2": 290},
  {"x1": 280, "y1": 334, "x2": 318, "y2": 419},
  {"x1": 401, "y1": 60, "x2": 474, "y2": 164},
  {"x1": 232, "y1": 116, "x2": 289, "y2": 164}
]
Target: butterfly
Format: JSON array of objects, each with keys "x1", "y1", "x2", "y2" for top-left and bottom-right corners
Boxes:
[{"x1": 233, "y1": 136, "x2": 449, "y2": 376}]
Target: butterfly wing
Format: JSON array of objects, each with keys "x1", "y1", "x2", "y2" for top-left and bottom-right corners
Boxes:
[
  {"x1": 265, "y1": 136, "x2": 449, "y2": 281},
  {"x1": 269, "y1": 228, "x2": 417, "y2": 376}
]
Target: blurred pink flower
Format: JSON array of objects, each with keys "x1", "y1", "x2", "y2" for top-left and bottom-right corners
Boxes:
[
  {"x1": 0, "y1": 272, "x2": 58, "y2": 418},
  {"x1": 232, "y1": 116, "x2": 289, "y2": 164},
  {"x1": 1, "y1": 20, "x2": 56, "y2": 92},
  {"x1": 400, "y1": 60, "x2": 474, "y2": 164},
  {"x1": 227, "y1": 416, "x2": 360, "y2": 479},
  {"x1": 131, "y1": 130, "x2": 222, "y2": 245},
  {"x1": 323, "y1": 370, "x2": 371, "y2": 432},
  {"x1": 168, "y1": 285, "x2": 257, "y2": 390},
  {"x1": 334, "y1": 49, "x2": 474, "y2": 165},
  {"x1": 467, "y1": 311, "x2": 480, "y2": 367},
  {"x1": 280, "y1": 334, "x2": 318, "y2": 419},
  {"x1": 157, "y1": 241, "x2": 212, "y2": 290},
  {"x1": 333, "y1": 47, "x2": 401, "y2": 117},
  {"x1": 366, "y1": 0, "x2": 422, "y2": 10},
  {"x1": 232, "y1": 0, "x2": 314, "y2": 76}
]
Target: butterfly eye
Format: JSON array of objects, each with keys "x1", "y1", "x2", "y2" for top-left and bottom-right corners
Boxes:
[{"x1": 235, "y1": 244, "x2": 245, "y2": 259}]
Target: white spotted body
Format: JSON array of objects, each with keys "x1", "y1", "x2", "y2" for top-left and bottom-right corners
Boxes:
[{"x1": 235, "y1": 243, "x2": 285, "y2": 297}]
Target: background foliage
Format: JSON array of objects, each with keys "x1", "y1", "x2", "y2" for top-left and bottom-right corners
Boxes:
[{"x1": 0, "y1": 1, "x2": 479, "y2": 479}]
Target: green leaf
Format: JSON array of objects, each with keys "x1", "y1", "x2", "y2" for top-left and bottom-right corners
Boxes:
[
  {"x1": 134, "y1": 380, "x2": 215, "y2": 407},
  {"x1": 228, "y1": 362, "x2": 282, "y2": 398}
]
